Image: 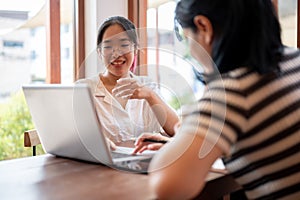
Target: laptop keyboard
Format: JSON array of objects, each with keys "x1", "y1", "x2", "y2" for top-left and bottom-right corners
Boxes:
[{"x1": 111, "y1": 151, "x2": 135, "y2": 159}]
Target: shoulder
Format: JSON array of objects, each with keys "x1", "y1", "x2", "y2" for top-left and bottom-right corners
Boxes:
[
  {"x1": 75, "y1": 74, "x2": 102, "y2": 91},
  {"x1": 76, "y1": 75, "x2": 99, "y2": 84}
]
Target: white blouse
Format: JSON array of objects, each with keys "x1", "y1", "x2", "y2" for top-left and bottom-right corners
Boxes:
[{"x1": 76, "y1": 73, "x2": 161, "y2": 143}]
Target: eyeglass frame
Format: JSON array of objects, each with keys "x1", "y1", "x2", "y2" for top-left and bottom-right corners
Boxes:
[
  {"x1": 174, "y1": 19, "x2": 185, "y2": 42},
  {"x1": 97, "y1": 39, "x2": 136, "y2": 57}
]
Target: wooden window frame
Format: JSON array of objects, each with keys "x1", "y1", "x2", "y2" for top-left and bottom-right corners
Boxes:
[
  {"x1": 46, "y1": 0, "x2": 61, "y2": 83},
  {"x1": 128, "y1": 0, "x2": 148, "y2": 75},
  {"x1": 74, "y1": 0, "x2": 85, "y2": 80},
  {"x1": 46, "y1": 0, "x2": 85, "y2": 83},
  {"x1": 46, "y1": 0, "x2": 300, "y2": 82},
  {"x1": 298, "y1": 0, "x2": 300, "y2": 48},
  {"x1": 272, "y1": 0, "x2": 278, "y2": 15}
]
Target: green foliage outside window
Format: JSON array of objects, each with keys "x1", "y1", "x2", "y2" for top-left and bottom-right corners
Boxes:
[
  {"x1": 168, "y1": 93, "x2": 196, "y2": 111},
  {"x1": 0, "y1": 92, "x2": 44, "y2": 160}
]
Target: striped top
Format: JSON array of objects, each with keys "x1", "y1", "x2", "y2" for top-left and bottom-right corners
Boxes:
[{"x1": 180, "y1": 47, "x2": 300, "y2": 199}]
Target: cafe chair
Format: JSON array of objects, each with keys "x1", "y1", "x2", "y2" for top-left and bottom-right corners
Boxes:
[{"x1": 24, "y1": 129, "x2": 41, "y2": 156}]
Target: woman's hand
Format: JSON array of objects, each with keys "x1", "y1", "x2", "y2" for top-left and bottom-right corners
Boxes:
[
  {"x1": 112, "y1": 78, "x2": 153, "y2": 100},
  {"x1": 132, "y1": 132, "x2": 171, "y2": 154},
  {"x1": 106, "y1": 138, "x2": 117, "y2": 151}
]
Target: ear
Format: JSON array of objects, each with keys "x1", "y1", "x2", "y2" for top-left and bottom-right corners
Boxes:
[{"x1": 193, "y1": 15, "x2": 213, "y2": 45}]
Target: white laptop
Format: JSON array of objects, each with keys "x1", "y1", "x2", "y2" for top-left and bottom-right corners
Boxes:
[{"x1": 22, "y1": 84, "x2": 155, "y2": 173}]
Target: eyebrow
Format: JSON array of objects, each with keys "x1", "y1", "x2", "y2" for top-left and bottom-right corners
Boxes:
[{"x1": 102, "y1": 38, "x2": 131, "y2": 44}]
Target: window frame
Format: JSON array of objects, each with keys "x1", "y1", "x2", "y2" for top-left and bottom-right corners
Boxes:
[
  {"x1": 47, "y1": 0, "x2": 300, "y2": 82},
  {"x1": 128, "y1": 0, "x2": 148, "y2": 75},
  {"x1": 46, "y1": 0, "x2": 85, "y2": 83}
]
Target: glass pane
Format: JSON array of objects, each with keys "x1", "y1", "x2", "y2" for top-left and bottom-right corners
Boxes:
[
  {"x1": 0, "y1": 0, "x2": 46, "y2": 96},
  {"x1": 0, "y1": 0, "x2": 47, "y2": 160},
  {"x1": 278, "y1": 0, "x2": 297, "y2": 47},
  {"x1": 147, "y1": 0, "x2": 204, "y2": 112},
  {"x1": 60, "y1": 0, "x2": 74, "y2": 84},
  {"x1": 0, "y1": 0, "x2": 75, "y2": 160}
]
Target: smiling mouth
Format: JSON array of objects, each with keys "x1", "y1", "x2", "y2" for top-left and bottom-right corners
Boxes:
[{"x1": 111, "y1": 60, "x2": 126, "y2": 66}]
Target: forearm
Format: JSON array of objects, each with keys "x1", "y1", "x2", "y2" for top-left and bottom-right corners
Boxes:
[
  {"x1": 149, "y1": 133, "x2": 223, "y2": 199},
  {"x1": 146, "y1": 91, "x2": 179, "y2": 137}
]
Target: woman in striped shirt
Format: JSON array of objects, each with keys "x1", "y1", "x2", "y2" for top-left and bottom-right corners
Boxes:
[{"x1": 147, "y1": 0, "x2": 300, "y2": 199}]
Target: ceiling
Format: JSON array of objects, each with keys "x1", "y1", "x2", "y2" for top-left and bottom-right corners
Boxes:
[
  {"x1": 0, "y1": 0, "x2": 72, "y2": 35},
  {"x1": 19, "y1": 0, "x2": 73, "y2": 29},
  {"x1": 20, "y1": 0, "x2": 174, "y2": 29},
  {"x1": 0, "y1": 0, "x2": 173, "y2": 35}
]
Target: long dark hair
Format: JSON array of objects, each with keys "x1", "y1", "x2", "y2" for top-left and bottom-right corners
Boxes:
[{"x1": 175, "y1": 0, "x2": 284, "y2": 75}]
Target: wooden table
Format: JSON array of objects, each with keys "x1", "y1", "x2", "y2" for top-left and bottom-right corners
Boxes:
[{"x1": 0, "y1": 154, "x2": 241, "y2": 200}]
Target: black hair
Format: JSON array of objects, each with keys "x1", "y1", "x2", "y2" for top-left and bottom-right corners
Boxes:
[
  {"x1": 175, "y1": 0, "x2": 284, "y2": 76},
  {"x1": 97, "y1": 16, "x2": 138, "y2": 48}
]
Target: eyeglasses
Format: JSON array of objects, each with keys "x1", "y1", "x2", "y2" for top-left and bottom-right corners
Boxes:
[
  {"x1": 174, "y1": 19, "x2": 185, "y2": 42},
  {"x1": 99, "y1": 41, "x2": 135, "y2": 57}
]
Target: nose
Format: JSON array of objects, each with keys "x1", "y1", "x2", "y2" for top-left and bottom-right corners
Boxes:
[{"x1": 111, "y1": 47, "x2": 122, "y2": 58}]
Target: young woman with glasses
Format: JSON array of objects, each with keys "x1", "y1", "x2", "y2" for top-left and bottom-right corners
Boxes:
[{"x1": 77, "y1": 16, "x2": 179, "y2": 148}]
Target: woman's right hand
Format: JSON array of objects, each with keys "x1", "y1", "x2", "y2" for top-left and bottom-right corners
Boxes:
[
  {"x1": 132, "y1": 132, "x2": 171, "y2": 154},
  {"x1": 112, "y1": 77, "x2": 154, "y2": 100}
]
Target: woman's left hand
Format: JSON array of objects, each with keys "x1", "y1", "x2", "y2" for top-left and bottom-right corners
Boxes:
[{"x1": 132, "y1": 132, "x2": 171, "y2": 154}]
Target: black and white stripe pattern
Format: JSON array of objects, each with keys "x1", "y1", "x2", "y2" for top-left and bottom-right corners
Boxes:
[{"x1": 181, "y1": 47, "x2": 300, "y2": 199}]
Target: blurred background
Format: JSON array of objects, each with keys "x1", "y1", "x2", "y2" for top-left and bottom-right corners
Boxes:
[{"x1": 0, "y1": 0, "x2": 297, "y2": 160}]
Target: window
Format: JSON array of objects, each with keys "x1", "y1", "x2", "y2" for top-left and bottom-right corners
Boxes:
[
  {"x1": 278, "y1": 0, "x2": 297, "y2": 47},
  {"x1": 0, "y1": 1, "x2": 46, "y2": 96},
  {"x1": 0, "y1": 0, "x2": 76, "y2": 160},
  {"x1": 0, "y1": 0, "x2": 47, "y2": 160},
  {"x1": 146, "y1": 0, "x2": 203, "y2": 111},
  {"x1": 134, "y1": 0, "x2": 300, "y2": 111}
]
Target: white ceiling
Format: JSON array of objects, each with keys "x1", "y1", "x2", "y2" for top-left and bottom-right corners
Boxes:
[
  {"x1": 0, "y1": 0, "x2": 72, "y2": 34},
  {"x1": 19, "y1": 0, "x2": 73, "y2": 29},
  {"x1": 0, "y1": 0, "x2": 173, "y2": 34}
]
